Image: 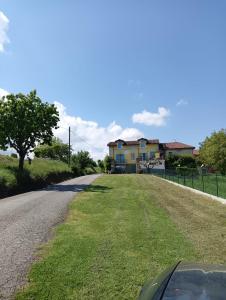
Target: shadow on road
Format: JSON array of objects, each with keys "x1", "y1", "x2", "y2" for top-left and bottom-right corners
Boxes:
[{"x1": 45, "y1": 184, "x2": 111, "y2": 193}]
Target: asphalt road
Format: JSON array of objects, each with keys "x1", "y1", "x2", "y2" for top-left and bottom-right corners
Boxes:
[{"x1": 0, "y1": 174, "x2": 101, "y2": 300}]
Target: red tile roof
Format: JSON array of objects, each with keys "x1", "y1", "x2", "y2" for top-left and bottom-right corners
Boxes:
[
  {"x1": 107, "y1": 139, "x2": 159, "y2": 146},
  {"x1": 163, "y1": 142, "x2": 195, "y2": 150}
]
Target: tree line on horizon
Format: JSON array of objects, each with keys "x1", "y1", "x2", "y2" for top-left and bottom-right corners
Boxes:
[{"x1": 0, "y1": 90, "x2": 226, "y2": 175}]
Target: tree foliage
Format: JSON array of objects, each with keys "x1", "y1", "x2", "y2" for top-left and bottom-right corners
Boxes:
[
  {"x1": 165, "y1": 153, "x2": 196, "y2": 169},
  {"x1": 104, "y1": 155, "x2": 112, "y2": 172},
  {"x1": 34, "y1": 137, "x2": 71, "y2": 164},
  {"x1": 199, "y1": 129, "x2": 226, "y2": 174},
  {"x1": 97, "y1": 159, "x2": 105, "y2": 172},
  {"x1": 0, "y1": 90, "x2": 59, "y2": 171},
  {"x1": 71, "y1": 151, "x2": 96, "y2": 175}
]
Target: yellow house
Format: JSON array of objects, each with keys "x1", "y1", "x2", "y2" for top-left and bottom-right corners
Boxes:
[{"x1": 107, "y1": 138, "x2": 162, "y2": 173}]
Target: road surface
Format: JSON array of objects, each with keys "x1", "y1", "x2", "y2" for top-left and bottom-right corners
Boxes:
[{"x1": 0, "y1": 174, "x2": 101, "y2": 299}]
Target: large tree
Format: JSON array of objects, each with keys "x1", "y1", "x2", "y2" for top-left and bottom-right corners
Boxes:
[
  {"x1": 0, "y1": 90, "x2": 59, "y2": 171},
  {"x1": 199, "y1": 129, "x2": 226, "y2": 174}
]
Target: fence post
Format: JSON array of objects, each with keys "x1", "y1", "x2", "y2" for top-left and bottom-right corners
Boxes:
[
  {"x1": 202, "y1": 174, "x2": 204, "y2": 192},
  {"x1": 216, "y1": 173, "x2": 219, "y2": 197}
]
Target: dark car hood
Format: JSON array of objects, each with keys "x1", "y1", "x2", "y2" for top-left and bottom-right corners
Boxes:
[
  {"x1": 164, "y1": 262, "x2": 226, "y2": 299},
  {"x1": 139, "y1": 262, "x2": 226, "y2": 300}
]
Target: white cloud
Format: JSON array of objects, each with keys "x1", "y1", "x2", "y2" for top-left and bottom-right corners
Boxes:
[
  {"x1": 132, "y1": 107, "x2": 170, "y2": 127},
  {"x1": 54, "y1": 102, "x2": 143, "y2": 160},
  {"x1": 0, "y1": 88, "x2": 9, "y2": 99},
  {"x1": 176, "y1": 99, "x2": 188, "y2": 106},
  {"x1": 0, "y1": 11, "x2": 9, "y2": 52}
]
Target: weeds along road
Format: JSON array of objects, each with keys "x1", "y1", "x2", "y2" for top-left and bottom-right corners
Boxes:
[{"x1": 0, "y1": 174, "x2": 101, "y2": 300}]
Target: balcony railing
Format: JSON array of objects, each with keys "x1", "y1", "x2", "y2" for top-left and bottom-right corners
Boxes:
[{"x1": 115, "y1": 159, "x2": 126, "y2": 164}]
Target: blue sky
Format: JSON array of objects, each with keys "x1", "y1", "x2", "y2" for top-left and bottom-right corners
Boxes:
[{"x1": 0, "y1": 0, "x2": 226, "y2": 158}]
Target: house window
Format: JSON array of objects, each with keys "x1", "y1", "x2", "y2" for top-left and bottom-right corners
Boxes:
[
  {"x1": 131, "y1": 153, "x2": 135, "y2": 161},
  {"x1": 116, "y1": 154, "x2": 125, "y2": 163},
  {"x1": 117, "y1": 142, "x2": 123, "y2": 149},
  {"x1": 140, "y1": 141, "x2": 146, "y2": 148}
]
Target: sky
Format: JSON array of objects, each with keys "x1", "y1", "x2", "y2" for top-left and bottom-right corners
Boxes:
[{"x1": 0, "y1": 0, "x2": 226, "y2": 159}]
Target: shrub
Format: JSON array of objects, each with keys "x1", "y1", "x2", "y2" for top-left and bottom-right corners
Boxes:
[{"x1": 176, "y1": 167, "x2": 199, "y2": 176}]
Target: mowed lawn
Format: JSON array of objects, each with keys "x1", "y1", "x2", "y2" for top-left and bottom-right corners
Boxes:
[{"x1": 16, "y1": 175, "x2": 226, "y2": 300}]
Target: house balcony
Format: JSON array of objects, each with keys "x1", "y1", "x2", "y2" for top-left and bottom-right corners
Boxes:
[{"x1": 115, "y1": 159, "x2": 127, "y2": 165}]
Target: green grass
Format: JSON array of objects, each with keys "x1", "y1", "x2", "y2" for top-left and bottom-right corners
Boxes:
[
  {"x1": 16, "y1": 174, "x2": 200, "y2": 300},
  {"x1": 161, "y1": 172, "x2": 226, "y2": 199},
  {"x1": 0, "y1": 155, "x2": 73, "y2": 197}
]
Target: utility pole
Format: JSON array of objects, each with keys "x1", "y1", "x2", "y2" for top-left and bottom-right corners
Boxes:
[{"x1": 68, "y1": 126, "x2": 71, "y2": 167}]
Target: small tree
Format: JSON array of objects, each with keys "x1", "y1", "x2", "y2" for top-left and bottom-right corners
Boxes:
[
  {"x1": 199, "y1": 129, "x2": 226, "y2": 174},
  {"x1": 34, "y1": 137, "x2": 71, "y2": 164},
  {"x1": 71, "y1": 151, "x2": 96, "y2": 175},
  {"x1": 97, "y1": 159, "x2": 105, "y2": 172},
  {"x1": 104, "y1": 155, "x2": 112, "y2": 172},
  {"x1": 0, "y1": 90, "x2": 59, "y2": 171}
]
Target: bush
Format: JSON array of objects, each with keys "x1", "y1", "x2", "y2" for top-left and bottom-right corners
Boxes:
[
  {"x1": 166, "y1": 154, "x2": 197, "y2": 170},
  {"x1": 176, "y1": 167, "x2": 199, "y2": 176},
  {"x1": 71, "y1": 151, "x2": 96, "y2": 176}
]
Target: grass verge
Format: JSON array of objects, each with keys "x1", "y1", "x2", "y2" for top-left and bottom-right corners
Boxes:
[
  {"x1": 16, "y1": 174, "x2": 200, "y2": 300},
  {"x1": 0, "y1": 155, "x2": 73, "y2": 197},
  {"x1": 155, "y1": 172, "x2": 226, "y2": 199}
]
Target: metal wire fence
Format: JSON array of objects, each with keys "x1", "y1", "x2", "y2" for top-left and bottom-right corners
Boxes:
[{"x1": 148, "y1": 168, "x2": 226, "y2": 199}]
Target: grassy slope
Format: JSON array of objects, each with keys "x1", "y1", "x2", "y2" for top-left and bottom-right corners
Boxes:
[
  {"x1": 157, "y1": 172, "x2": 226, "y2": 199},
  {"x1": 0, "y1": 155, "x2": 73, "y2": 197},
  {"x1": 16, "y1": 175, "x2": 198, "y2": 300},
  {"x1": 148, "y1": 175, "x2": 226, "y2": 263}
]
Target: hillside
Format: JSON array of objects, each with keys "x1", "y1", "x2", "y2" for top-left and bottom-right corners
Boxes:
[{"x1": 0, "y1": 155, "x2": 74, "y2": 198}]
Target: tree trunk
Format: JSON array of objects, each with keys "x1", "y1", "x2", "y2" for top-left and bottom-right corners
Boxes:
[{"x1": 19, "y1": 154, "x2": 25, "y2": 172}]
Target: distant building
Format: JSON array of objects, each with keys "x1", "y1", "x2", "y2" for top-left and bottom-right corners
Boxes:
[
  {"x1": 161, "y1": 142, "x2": 195, "y2": 157},
  {"x1": 107, "y1": 138, "x2": 195, "y2": 173}
]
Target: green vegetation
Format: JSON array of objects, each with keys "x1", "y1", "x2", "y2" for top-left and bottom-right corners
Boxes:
[
  {"x1": 0, "y1": 155, "x2": 73, "y2": 198},
  {"x1": 165, "y1": 153, "x2": 197, "y2": 169},
  {"x1": 97, "y1": 159, "x2": 105, "y2": 172},
  {"x1": 199, "y1": 129, "x2": 226, "y2": 174},
  {"x1": 34, "y1": 137, "x2": 71, "y2": 164},
  {"x1": 17, "y1": 174, "x2": 222, "y2": 300},
  {"x1": 104, "y1": 154, "x2": 112, "y2": 172},
  {"x1": 0, "y1": 90, "x2": 59, "y2": 171},
  {"x1": 154, "y1": 170, "x2": 226, "y2": 199},
  {"x1": 97, "y1": 155, "x2": 112, "y2": 173},
  {"x1": 71, "y1": 150, "x2": 97, "y2": 176}
]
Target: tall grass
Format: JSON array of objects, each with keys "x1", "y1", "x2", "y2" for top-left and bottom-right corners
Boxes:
[{"x1": 0, "y1": 155, "x2": 74, "y2": 198}]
